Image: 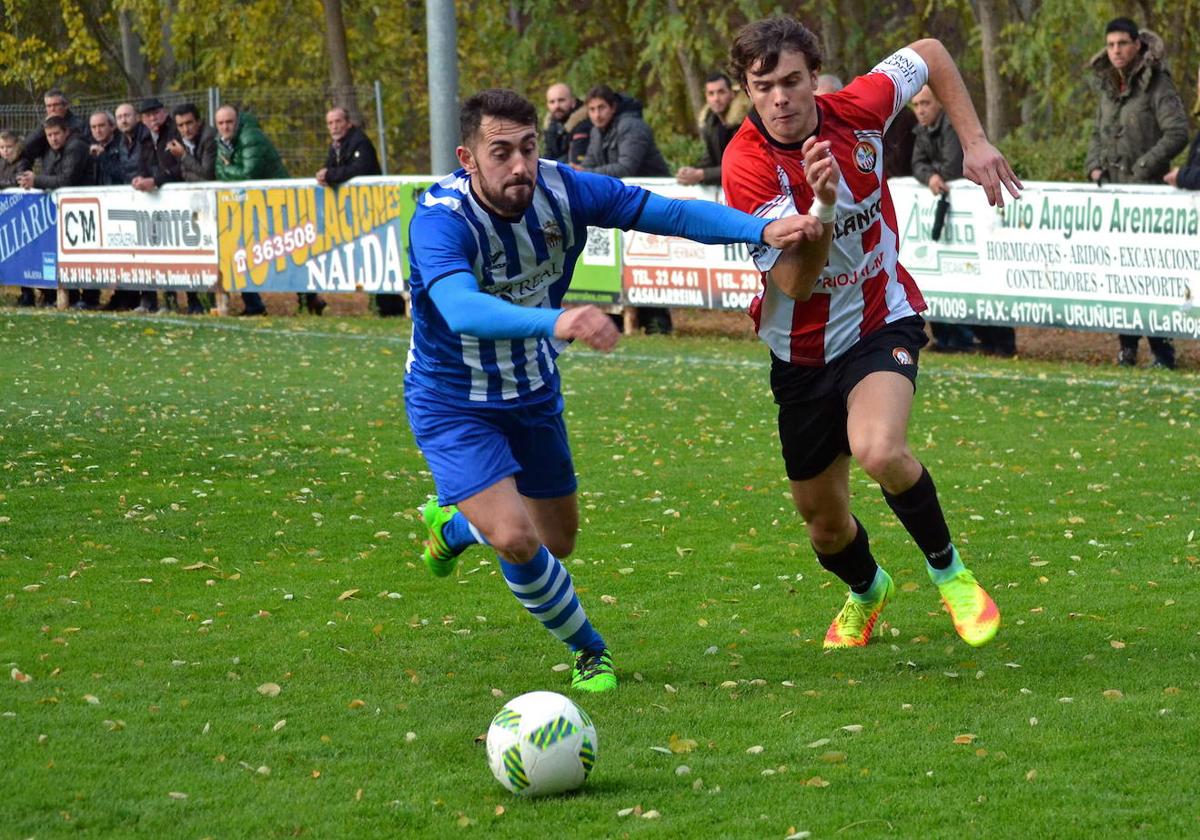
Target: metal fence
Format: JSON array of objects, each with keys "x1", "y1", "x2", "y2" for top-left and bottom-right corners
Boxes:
[{"x1": 0, "y1": 83, "x2": 388, "y2": 177}]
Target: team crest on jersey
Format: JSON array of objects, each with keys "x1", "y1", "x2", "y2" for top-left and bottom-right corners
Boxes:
[
  {"x1": 852, "y1": 141, "x2": 877, "y2": 173},
  {"x1": 892, "y1": 347, "x2": 914, "y2": 366},
  {"x1": 542, "y1": 219, "x2": 563, "y2": 249}
]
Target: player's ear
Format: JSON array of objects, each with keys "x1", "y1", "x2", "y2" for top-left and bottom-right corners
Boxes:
[{"x1": 456, "y1": 145, "x2": 475, "y2": 174}]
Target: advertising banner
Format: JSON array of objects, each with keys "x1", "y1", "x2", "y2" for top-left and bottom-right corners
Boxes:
[
  {"x1": 217, "y1": 178, "x2": 409, "y2": 295},
  {"x1": 620, "y1": 180, "x2": 759, "y2": 311},
  {"x1": 55, "y1": 186, "x2": 218, "y2": 289},
  {"x1": 891, "y1": 178, "x2": 1200, "y2": 340},
  {"x1": 0, "y1": 191, "x2": 57, "y2": 288}
]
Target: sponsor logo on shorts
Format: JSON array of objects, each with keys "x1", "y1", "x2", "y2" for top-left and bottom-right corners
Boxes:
[
  {"x1": 892, "y1": 347, "x2": 913, "y2": 366},
  {"x1": 853, "y1": 141, "x2": 877, "y2": 173}
]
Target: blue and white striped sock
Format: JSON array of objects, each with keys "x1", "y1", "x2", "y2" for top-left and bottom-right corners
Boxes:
[
  {"x1": 500, "y1": 546, "x2": 605, "y2": 653},
  {"x1": 442, "y1": 511, "x2": 488, "y2": 553}
]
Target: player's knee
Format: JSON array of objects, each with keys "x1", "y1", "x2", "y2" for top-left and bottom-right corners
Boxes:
[
  {"x1": 486, "y1": 522, "x2": 543, "y2": 562},
  {"x1": 852, "y1": 437, "x2": 907, "y2": 482},
  {"x1": 543, "y1": 533, "x2": 575, "y2": 559},
  {"x1": 805, "y1": 514, "x2": 854, "y2": 553}
]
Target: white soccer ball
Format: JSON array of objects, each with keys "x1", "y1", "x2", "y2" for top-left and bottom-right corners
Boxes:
[{"x1": 485, "y1": 690, "x2": 598, "y2": 796}]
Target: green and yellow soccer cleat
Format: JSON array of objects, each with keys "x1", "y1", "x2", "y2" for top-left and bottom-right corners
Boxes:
[
  {"x1": 824, "y1": 570, "x2": 894, "y2": 649},
  {"x1": 937, "y1": 568, "x2": 1000, "y2": 647},
  {"x1": 421, "y1": 498, "x2": 463, "y2": 577},
  {"x1": 570, "y1": 648, "x2": 617, "y2": 693}
]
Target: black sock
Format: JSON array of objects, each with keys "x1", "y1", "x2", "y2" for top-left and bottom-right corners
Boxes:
[
  {"x1": 882, "y1": 466, "x2": 954, "y2": 569},
  {"x1": 814, "y1": 516, "x2": 878, "y2": 593}
]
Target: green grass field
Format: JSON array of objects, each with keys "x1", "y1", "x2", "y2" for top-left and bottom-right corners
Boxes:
[{"x1": 2, "y1": 310, "x2": 1197, "y2": 838}]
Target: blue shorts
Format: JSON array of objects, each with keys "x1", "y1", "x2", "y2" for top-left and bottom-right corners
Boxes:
[{"x1": 404, "y1": 387, "x2": 577, "y2": 506}]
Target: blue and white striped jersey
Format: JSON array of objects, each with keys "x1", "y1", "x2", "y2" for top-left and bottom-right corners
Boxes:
[{"x1": 405, "y1": 160, "x2": 646, "y2": 407}]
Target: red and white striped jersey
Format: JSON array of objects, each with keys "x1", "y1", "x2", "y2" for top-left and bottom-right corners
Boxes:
[{"x1": 723, "y1": 48, "x2": 930, "y2": 366}]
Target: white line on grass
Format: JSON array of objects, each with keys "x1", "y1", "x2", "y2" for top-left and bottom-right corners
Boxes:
[{"x1": 8, "y1": 310, "x2": 1199, "y2": 398}]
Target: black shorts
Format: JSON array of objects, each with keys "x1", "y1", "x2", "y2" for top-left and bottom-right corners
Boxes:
[{"x1": 771, "y1": 316, "x2": 928, "y2": 481}]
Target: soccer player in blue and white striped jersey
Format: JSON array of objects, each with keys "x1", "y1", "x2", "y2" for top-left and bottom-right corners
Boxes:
[{"x1": 408, "y1": 88, "x2": 822, "y2": 693}]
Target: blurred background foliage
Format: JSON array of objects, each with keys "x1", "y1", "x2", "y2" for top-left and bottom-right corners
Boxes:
[{"x1": 1, "y1": 0, "x2": 1197, "y2": 178}]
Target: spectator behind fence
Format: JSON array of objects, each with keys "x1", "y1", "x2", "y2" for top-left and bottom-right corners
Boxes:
[
  {"x1": 20, "y1": 89, "x2": 91, "y2": 168},
  {"x1": 316, "y1": 107, "x2": 400, "y2": 316},
  {"x1": 99, "y1": 104, "x2": 146, "y2": 311},
  {"x1": 543, "y1": 83, "x2": 592, "y2": 166},
  {"x1": 113, "y1": 103, "x2": 145, "y2": 184},
  {"x1": 1, "y1": 130, "x2": 39, "y2": 308},
  {"x1": 171, "y1": 103, "x2": 216, "y2": 182},
  {"x1": 18, "y1": 115, "x2": 99, "y2": 310},
  {"x1": 912, "y1": 85, "x2": 985, "y2": 355},
  {"x1": 1086, "y1": 17, "x2": 1187, "y2": 369},
  {"x1": 676, "y1": 72, "x2": 749, "y2": 187},
  {"x1": 579, "y1": 84, "x2": 673, "y2": 335},
  {"x1": 130, "y1": 98, "x2": 184, "y2": 312},
  {"x1": 157, "y1": 103, "x2": 216, "y2": 315},
  {"x1": 1164, "y1": 66, "x2": 1200, "y2": 192},
  {"x1": 216, "y1": 105, "x2": 288, "y2": 316},
  {"x1": 88, "y1": 111, "x2": 125, "y2": 186}
]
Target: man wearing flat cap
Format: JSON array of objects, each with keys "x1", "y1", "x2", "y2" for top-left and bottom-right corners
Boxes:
[
  {"x1": 1086, "y1": 17, "x2": 1187, "y2": 369},
  {"x1": 131, "y1": 97, "x2": 185, "y2": 312}
]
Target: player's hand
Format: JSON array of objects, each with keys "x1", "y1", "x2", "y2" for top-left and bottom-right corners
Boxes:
[
  {"x1": 801, "y1": 137, "x2": 840, "y2": 205},
  {"x1": 16, "y1": 170, "x2": 34, "y2": 189},
  {"x1": 553, "y1": 305, "x2": 619, "y2": 352},
  {"x1": 762, "y1": 214, "x2": 825, "y2": 249},
  {"x1": 1164, "y1": 167, "x2": 1179, "y2": 187},
  {"x1": 963, "y1": 139, "x2": 1022, "y2": 207}
]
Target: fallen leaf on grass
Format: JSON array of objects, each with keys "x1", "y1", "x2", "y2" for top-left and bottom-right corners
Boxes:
[
  {"x1": 348, "y1": 699, "x2": 365, "y2": 709},
  {"x1": 167, "y1": 791, "x2": 188, "y2": 800},
  {"x1": 257, "y1": 683, "x2": 281, "y2": 698},
  {"x1": 1102, "y1": 689, "x2": 1124, "y2": 700},
  {"x1": 273, "y1": 719, "x2": 287, "y2": 732},
  {"x1": 83, "y1": 694, "x2": 100, "y2": 705},
  {"x1": 819, "y1": 751, "x2": 847, "y2": 764},
  {"x1": 806, "y1": 738, "x2": 831, "y2": 749},
  {"x1": 1110, "y1": 640, "x2": 1126, "y2": 649},
  {"x1": 840, "y1": 724, "x2": 863, "y2": 734},
  {"x1": 801, "y1": 776, "x2": 830, "y2": 787},
  {"x1": 668, "y1": 734, "x2": 697, "y2": 754},
  {"x1": 746, "y1": 744, "x2": 764, "y2": 755},
  {"x1": 953, "y1": 734, "x2": 977, "y2": 745},
  {"x1": 337, "y1": 589, "x2": 360, "y2": 601},
  {"x1": 11, "y1": 668, "x2": 31, "y2": 683}
]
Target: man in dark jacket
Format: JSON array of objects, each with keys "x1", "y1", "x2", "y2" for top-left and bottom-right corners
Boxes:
[
  {"x1": 579, "y1": 85, "x2": 671, "y2": 178},
  {"x1": 676, "y1": 72, "x2": 749, "y2": 186},
  {"x1": 87, "y1": 111, "x2": 126, "y2": 186},
  {"x1": 18, "y1": 116, "x2": 99, "y2": 309},
  {"x1": 316, "y1": 107, "x2": 394, "y2": 315},
  {"x1": 579, "y1": 85, "x2": 673, "y2": 334},
  {"x1": 130, "y1": 98, "x2": 184, "y2": 312},
  {"x1": 543, "y1": 83, "x2": 591, "y2": 166},
  {"x1": 170, "y1": 103, "x2": 217, "y2": 183},
  {"x1": 99, "y1": 103, "x2": 145, "y2": 311},
  {"x1": 20, "y1": 89, "x2": 91, "y2": 168},
  {"x1": 1086, "y1": 18, "x2": 1187, "y2": 369},
  {"x1": 216, "y1": 105, "x2": 288, "y2": 316}
]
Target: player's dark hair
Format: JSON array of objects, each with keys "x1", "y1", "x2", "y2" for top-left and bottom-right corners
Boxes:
[
  {"x1": 705, "y1": 71, "x2": 732, "y2": 88},
  {"x1": 729, "y1": 16, "x2": 823, "y2": 88},
  {"x1": 584, "y1": 85, "x2": 619, "y2": 108},
  {"x1": 460, "y1": 89, "x2": 537, "y2": 145},
  {"x1": 43, "y1": 115, "x2": 70, "y2": 131},
  {"x1": 172, "y1": 103, "x2": 200, "y2": 121}
]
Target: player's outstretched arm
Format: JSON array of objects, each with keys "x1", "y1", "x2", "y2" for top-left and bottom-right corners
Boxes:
[
  {"x1": 910, "y1": 38, "x2": 1022, "y2": 207},
  {"x1": 765, "y1": 137, "x2": 838, "y2": 302}
]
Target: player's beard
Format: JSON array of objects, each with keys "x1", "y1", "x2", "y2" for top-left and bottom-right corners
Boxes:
[{"x1": 477, "y1": 174, "x2": 535, "y2": 218}]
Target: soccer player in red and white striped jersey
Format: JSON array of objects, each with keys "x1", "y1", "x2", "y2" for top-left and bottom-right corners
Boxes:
[{"x1": 722, "y1": 16, "x2": 1021, "y2": 649}]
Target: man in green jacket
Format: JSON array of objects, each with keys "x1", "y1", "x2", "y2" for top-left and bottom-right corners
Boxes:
[
  {"x1": 1085, "y1": 18, "x2": 1187, "y2": 369},
  {"x1": 216, "y1": 106, "x2": 325, "y2": 316}
]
